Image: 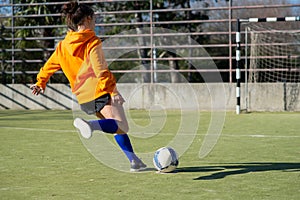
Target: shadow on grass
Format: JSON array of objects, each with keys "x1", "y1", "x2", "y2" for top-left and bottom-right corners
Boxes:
[{"x1": 176, "y1": 162, "x2": 300, "y2": 180}]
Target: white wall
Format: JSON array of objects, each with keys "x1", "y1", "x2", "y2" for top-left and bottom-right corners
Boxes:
[{"x1": 0, "y1": 83, "x2": 299, "y2": 112}]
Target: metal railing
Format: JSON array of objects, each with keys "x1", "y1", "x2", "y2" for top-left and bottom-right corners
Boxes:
[{"x1": 1, "y1": 0, "x2": 299, "y2": 84}]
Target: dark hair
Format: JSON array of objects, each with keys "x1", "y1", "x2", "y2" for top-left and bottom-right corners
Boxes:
[{"x1": 61, "y1": 1, "x2": 94, "y2": 31}]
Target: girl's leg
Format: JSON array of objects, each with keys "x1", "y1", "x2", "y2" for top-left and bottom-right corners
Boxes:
[
  {"x1": 94, "y1": 101, "x2": 146, "y2": 171},
  {"x1": 99, "y1": 101, "x2": 129, "y2": 134},
  {"x1": 87, "y1": 101, "x2": 128, "y2": 135},
  {"x1": 74, "y1": 96, "x2": 146, "y2": 171}
]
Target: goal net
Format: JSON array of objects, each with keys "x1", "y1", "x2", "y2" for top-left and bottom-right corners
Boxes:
[
  {"x1": 244, "y1": 23, "x2": 300, "y2": 111},
  {"x1": 246, "y1": 24, "x2": 300, "y2": 83}
]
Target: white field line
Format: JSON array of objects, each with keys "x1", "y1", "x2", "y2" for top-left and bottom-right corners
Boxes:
[
  {"x1": 0, "y1": 186, "x2": 33, "y2": 191},
  {"x1": 1, "y1": 126, "x2": 76, "y2": 133},
  {"x1": 1, "y1": 126, "x2": 300, "y2": 138}
]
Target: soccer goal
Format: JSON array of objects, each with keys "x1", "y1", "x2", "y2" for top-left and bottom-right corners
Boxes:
[{"x1": 235, "y1": 17, "x2": 300, "y2": 114}]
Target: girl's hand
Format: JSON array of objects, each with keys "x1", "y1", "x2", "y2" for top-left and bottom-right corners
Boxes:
[
  {"x1": 30, "y1": 84, "x2": 44, "y2": 96},
  {"x1": 111, "y1": 93, "x2": 125, "y2": 105}
]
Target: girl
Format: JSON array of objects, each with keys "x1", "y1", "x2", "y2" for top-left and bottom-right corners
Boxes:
[{"x1": 30, "y1": 1, "x2": 146, "y2": 172}]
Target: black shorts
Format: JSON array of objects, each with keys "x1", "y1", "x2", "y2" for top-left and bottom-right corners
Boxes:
[{"x1": 80, "y1": 93, "x2": 111, "y2": 115}]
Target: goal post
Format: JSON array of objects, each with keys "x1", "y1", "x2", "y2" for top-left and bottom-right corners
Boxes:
[{"x1": 235, "y1": 16, "x2": 300, "y2": 114}]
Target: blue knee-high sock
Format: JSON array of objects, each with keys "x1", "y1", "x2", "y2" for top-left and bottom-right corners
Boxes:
[
  {"x1": 114, "y1": 134, "x2": 137, "y2": 162},
  {"x1": 89, "y1": 119, "x2": 137, "y2": 162},
  {"x1": 88, "y1": 119, "x2": 118, "y2": 133},
  {"x1": 88, "y1": 119, "x2": 137, "y2": 162}
]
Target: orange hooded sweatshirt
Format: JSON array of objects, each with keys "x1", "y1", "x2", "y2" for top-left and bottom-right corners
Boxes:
[{"x1": 35, "y1": 29, "x2": 117, "y2": 104}]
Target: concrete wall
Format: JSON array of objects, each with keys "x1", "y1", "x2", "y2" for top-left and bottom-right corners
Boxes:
[
  {"x1": 0, "y1": 83, "x2": 299, "y2": 111},
  {"x1": 245, "y1": 83, "x2": 300, "y2": 112}
]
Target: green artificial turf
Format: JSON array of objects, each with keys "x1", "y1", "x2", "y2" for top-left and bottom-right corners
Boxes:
[{"x1": 0, "y1": 110, "x2": 299, "y2": 200}]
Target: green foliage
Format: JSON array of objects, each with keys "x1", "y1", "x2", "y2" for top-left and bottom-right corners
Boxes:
[
  {"x1": 96, "y1": 0, "x2": 212, "y2": 82},
  {"x1": 1, "y1": 0, "x2": 65, "y2": 83},
  {"x1": 1, "y1": 1, "x2": 225, "y2": 83}
]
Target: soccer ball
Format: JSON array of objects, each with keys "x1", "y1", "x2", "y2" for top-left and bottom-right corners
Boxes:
[{"x1": 153, "y1": 147, "x2": 179, "y2": 173}]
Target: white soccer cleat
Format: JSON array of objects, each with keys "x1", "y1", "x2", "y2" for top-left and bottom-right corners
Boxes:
[
  {"x1": 130, "y1": 159, "x2": 147, "y2": 172},
  {"x1": 73, "y1": 118, "x2": 92, "y2": 139}
]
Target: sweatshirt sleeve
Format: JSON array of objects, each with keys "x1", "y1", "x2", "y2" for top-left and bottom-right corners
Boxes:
[
  {"x1": 89, "y1": 44, "x2": 108, "y2": 77},
  {"x1": 36, "y1": 47, "x2": 61, "y2": 89},
  {"x1": 89, "y1": 44, "x2": 118, "y2": 96}
]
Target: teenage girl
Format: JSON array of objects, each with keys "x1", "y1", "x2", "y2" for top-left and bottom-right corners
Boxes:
[{"x1": 30, "y1": 1, "x2": 146, "y2": 172}]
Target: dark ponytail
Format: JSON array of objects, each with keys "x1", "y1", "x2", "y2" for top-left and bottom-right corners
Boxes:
[{"x1": 61, "y1": 1, "x2": 94, "y2": 31}]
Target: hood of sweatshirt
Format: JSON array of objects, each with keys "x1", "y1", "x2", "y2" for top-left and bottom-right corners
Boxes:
[{"x1": 63, "y1": 29, "x2": 98, "y2": 57}]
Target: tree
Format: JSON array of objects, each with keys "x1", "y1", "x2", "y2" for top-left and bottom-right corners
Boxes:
[
  {"x1": 2, "y1": 0, "x2": 65, "y2": 83},
  {"x1": 0, "y1": 0, "x2": 11, "y2": 83},
  {"x1": 97, "y1": 0, "x2": 210, "y2": 83}
]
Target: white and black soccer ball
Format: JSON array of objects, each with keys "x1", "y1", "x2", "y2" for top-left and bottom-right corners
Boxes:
[{"x1": 153, "y1": 147, "x2": 179, "y2": 173}]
